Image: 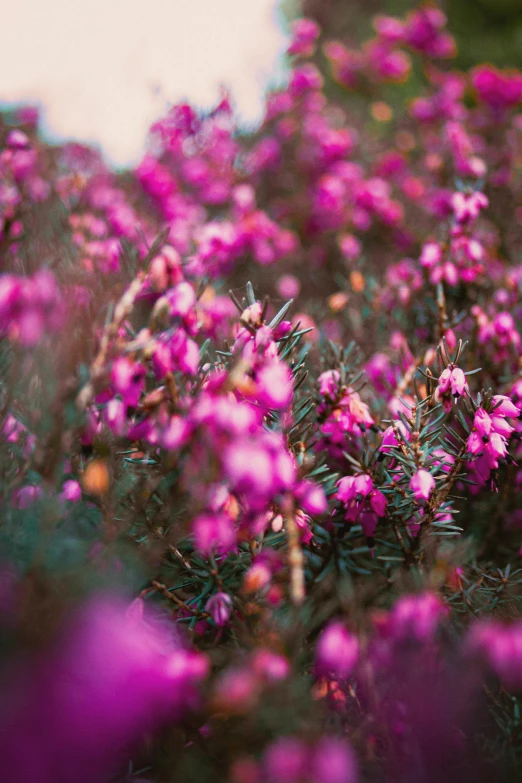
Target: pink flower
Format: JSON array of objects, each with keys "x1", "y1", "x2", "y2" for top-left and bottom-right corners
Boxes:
[
  {"x1": 6, "y1": 130, "x2": 30, "y2": 149},
  {"x1": 167, "y1": 281, "x2": 196, "y2": 317},
  {"x1": 13, "y1": 485, "x2": 43, "y2": 509},
  {"x1": 467, "y1": 431, "x2": 484, "y2": 457},
  {"x1": 379, "y1": 422, "x2": 409, "y2": 459},
  {"x1": 488, "y1": 432, "x2": 508, "y2": 461},
  {"x1": 0, "y1": 599, "x2": 208, "y2": 783},
  {"x1": 289, "y1": 64, "x2": 324, "y2": 96},
  {"x1": 468, "y1": 620, "x2": 522, "y2": 690},
  {"x1": 472, "y1": 65, "x2": 522, "y2": 110},
  {"x1": 294, "y1": 480, "x2": 328, "y2": 515},
  {"x1": 206, "y1": 592, "x2": 233, "y2": 626},
  {"x1": 59, "y1": 480, "x2": 82, "y2": 503},
  {"x1": 223, "y1": 433, "x2": 296, "y2": 503},
  {"x1": 473, "y1": 408, "x2": 492, "y2": 439},
  {"x1": 104, "y1": 398, "x2": 126, "y2": 436},
  {"x1": 159, "y1": 415, "x2": 190, "y2": 450},
  {"x1": 277, "y1": 274, "x2": 300, "y2": 299},
  {"x1": 251, "y1": 649, "x2": 290, "y2": 682},
  {"x1": 490, "y1": 415, "x2": 514, "y2": 439},
  {"x1": 420, "y1": 241, "x2": 442, "y2": 268},
  {"x1": 451, "y1": 191, "x2": 488, "y2": 224},
  {"x1": 310, "y1": 738, "x2": 358, "y2": 783},
  {"x1": 410, "y1": 469, "x2": 435, "y2": 504},
  {"x1": 437, "y1": 365, "x2": 466, "y2": 398},
  {"x1": 318, "y1": 369, "x2": 340, "y2": 399},
  {"x1": 389, "y1": 592, "x2": 448, "y2": 642},
  {"x1": 193, "y1": 514, "x2": 237, "y2": 556},
  {"x1": 315, "y1": 621, "x2": 359, "y2": 679},
  {"x1": 256, "y1": 362, "x2": 293, "y2": 410},
  {"x1": 111, "y1": 357, "x2": 145, "y2": 407},
  {"x1": 374, "y1": 14, "x2": 405, "y2": 43},
  {"x1": 337, "y1": 474, "x2": 387, "y2": 536},
  {"x1": 264, "y1": 737, "x2": 308, "y2": 783},
  {"x1": 358, "y1": 510, "x2": 379, "y2": 538},
  {"x1": 287, "y1": 18, "x2": 320, "y2": 57},
  {"x1": 492, "y1": 395, "x2": 520, "y2": 418},
  {"x1": 369, "y1": 490, "x2": 387, "y2": 517}
]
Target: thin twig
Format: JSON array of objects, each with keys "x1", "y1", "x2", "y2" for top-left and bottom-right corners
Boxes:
[{"x1": 285, "y1": 501, "x2": 305, "y2": 605}]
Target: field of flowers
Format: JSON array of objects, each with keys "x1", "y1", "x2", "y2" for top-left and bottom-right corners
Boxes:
[{"x1": 2, "y1": 4, "x2": 522, "y2": 781}]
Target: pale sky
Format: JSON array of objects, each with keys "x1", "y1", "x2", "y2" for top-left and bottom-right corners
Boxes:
[{"x1": 1, "y1": 0, "x2": 288, "y2": 165}]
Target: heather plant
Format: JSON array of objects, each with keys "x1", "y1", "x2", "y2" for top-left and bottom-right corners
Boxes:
[{"x1": 3, "y1": 2, "x2": 522, "y2": 781}]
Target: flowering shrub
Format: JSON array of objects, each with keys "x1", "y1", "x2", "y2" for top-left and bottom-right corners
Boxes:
[{"x1": 3, "y1": 3, "x2": 522, "y2": 781}]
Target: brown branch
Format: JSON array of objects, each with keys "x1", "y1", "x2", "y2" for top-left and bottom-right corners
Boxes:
[
  {"x1": 76, "y1": 271, "x2": 146, "y2": 410},
  {"x1": 151, "y1": 580, "x2": 208, "y2": 618},
  {"x1": 285, "y1": 502, "x2": 305, "y2": 606}
]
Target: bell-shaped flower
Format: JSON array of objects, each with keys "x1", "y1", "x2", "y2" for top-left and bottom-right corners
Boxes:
[
  {"x1": 492, "y1": 395, "x2": 519, "y2": 418},
  {"x1": 205, "y1": 592, "x2": 233, "y2": 626},
  {"x1": 438, "y1": 365, "x2": 466, "y2": 397},
  {"x1": 256, "y1": 361, "x2": 293, "y2": 410},
  {"x1": 473, "y1": 408, "x2": 492, "y2": 439},
  {"x1": 315, "y1": 621, "x2": 359, "y2": 679},
  {"x1": 410, "y1": 469, "x2": 435, "y2": 504}
]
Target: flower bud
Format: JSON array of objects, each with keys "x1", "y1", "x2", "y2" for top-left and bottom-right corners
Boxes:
[{"x1": 205, "y1": 592, "x2": 233, "y2": 627}]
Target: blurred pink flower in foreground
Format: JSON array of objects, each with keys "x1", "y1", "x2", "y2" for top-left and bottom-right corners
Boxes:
[{"x1": 0, "y1": 597, "x2": 208, "y2": 783}]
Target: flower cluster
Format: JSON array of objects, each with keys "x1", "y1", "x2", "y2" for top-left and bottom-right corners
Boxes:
[
  {"x1": 316, "y1": 370, "x2": 374, "y2": 460},
  {"x1": 336, "y1": 473, "x2": 387, "y2": 540},
  {"x1": 2, "y1": 2, "x2": 522, "y2": 781},
  {"x1": 466, "y1": 396, "x2": 518, "y2": 487},
  {"x1": 0, "y1": 270, "x2": 64, "y2": 345},
  {"x1": 420, "y1": 190, "x2": 489, "y2": 286}
]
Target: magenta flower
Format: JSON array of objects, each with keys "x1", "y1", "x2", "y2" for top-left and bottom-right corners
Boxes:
[
  {"x1": 159, "y1": 415, "x2": 190, "y2": 450},
  {"x1": 410, "y1": 469, "x2": 435, "y2": 504},
  {"x1": 59, "y1": 480, "x2": 82, "y2": 503},
  {"x1": 315, "y1": 620, "x2": 359, "y2": 679},
  {"x1": 287, "y1": 18, "x2": 320, "y2": 57},
  {"x1": 193, "y1": 513, "x2": 237, "y2": 556},
  {"x1": 104, "y1": 397, "x2": 126, "y2": 436},
  {"x1": 389, "y1": 592, "x2": 448, "y2": 643},
  {"x1": 374, "y1": 14, "x2": 405, "y2": 43},
  {"x1": 467, "y1": 620, "x2": 522, "y2": 690},
  {"x1": 337, "y1": 474, "x2": 387, "y2": 536},
  {"x1": 358, "y1": 510, "x2": 379, "y2": 538},
  {"x1": 492, "y1": 395, "x2": 520, "y2": 418},
  {"x1": 490, "y1": 415, "x2": 515, "y2": 439},
  {"x1": 6, "y1": 129, "x2": 30, "y2": 149},
  {"x1": 12, "y1": 484, "x2": 43, "y2": 509},
  {"x1": 0, "y1": 271, "x2": 64, "y2": 346},
  {"x1": 310, "y1": 738, "x2": 358, "y2": 783},
  {"x1": 473, "y1": 408, "x2": 492, "y2": 439},
  {"x1": 472, "y1": 65, "x2": 522, "y2": 110},
  {"x1": 419, "y1": 241, "x2": 442, "y2": 268},
  {"x1": 488, "y1": 432, "x2": 508, "y2": 461},
  {"x1": 294, "y1": 480, "x2": 328, "y2": 515},
  {"x1": 318, "y1": 369, "x2": 340, "y2": 399},
  {"x1": 166, "y1": 281, "x2": 196, "y2": 318},
  {"x1": 252, "y1": 649, "x2": 290, "y2": 682},
  {"x1": 289, "y1": 64, "x2": 324, "y2": 96},
  {"x1": 264, "y1": 737, "x2": 308, "y2": 783},
  {"x1": 111, "y1": 357, "x2": 145, "y2": 407},
  {"x1": 0, "y1": 599, "x2": 208, "y2": 783},
  {"x1": 437, "y1": 365, "x2": 466, "y2": 400},
  {"x1": 379, "y1": 421, "x2": 410, "y2": 459},
  {"x1": 206, "y1": 592, "x2": 233, "y2": 626},
  {"x1": 256, "y1": 361, "x2": 294, "y2": 410},
  {"x1": 451, "y1": 191, "x2": 488, "y2": 224}
]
